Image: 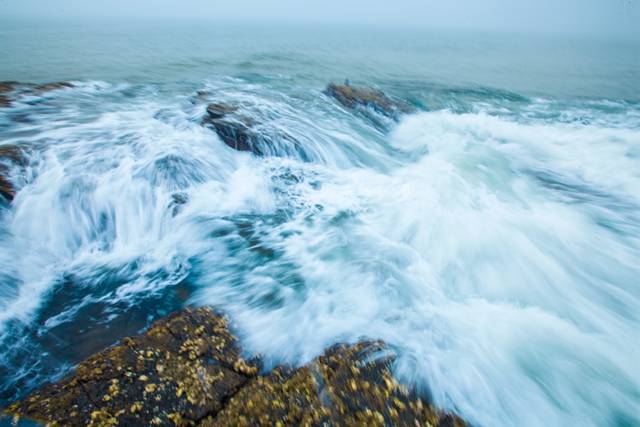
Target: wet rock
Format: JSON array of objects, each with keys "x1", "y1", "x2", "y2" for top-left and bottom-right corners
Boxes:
[
  {"x1": 0, "y1": 81, "x2": 74, "y2": 107},
  {"x1": 0, "y1": 81, "x2": 19, "y2": 108},
  {"x1": 202, "y1": 341, "x2": 465, "y2": 427},
  {"x1": 0, "y1": 144, "x2": 30, "y2": 201},
  {"x1": 201, "y1": 102, "x2": 260, "y2": 153},
  {"x1": 32, "y1": 82, "x2": 74, "y2": 94},
  {"x1": 5, "y1": 307, "x2": 466, "y2": 427},
  {"x1": 5, "y1": 308, "x2": 260, "y2": 426},
  {"x1": 324, "y1": 82, "x2": 415, "y2": 121}
]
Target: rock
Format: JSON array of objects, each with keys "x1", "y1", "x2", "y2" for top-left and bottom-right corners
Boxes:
[
  {"x1": 33, "y1": 82, "x2": 74, "y2": 94},
  {"x1": 0, "y1": 81, "x2": 74, "y2": 108},
  {"x1": 201, "y1": 341, "x2": 465, "y2": 427},
  {"x1": 201, "y1": 102, "x2": 260, "y2": 153},
  {"x1": 5, "y1": 308, "x2": 260, "y2": 426},
  {"x1": 202, "y1": 102, "x2": 304, "y2": 157},
  {"x1": 0, "y1": 81, "x2": 19, "y2": 108},
  {"x1": 324, "y1": 82, "x2": 415, "y2": 121},
  {"x1": 5, "y1": 308, "x2": 466, "y2": 427},
  {"x1": 0, "y1": 144, "x2": 30, "y2": 202}
]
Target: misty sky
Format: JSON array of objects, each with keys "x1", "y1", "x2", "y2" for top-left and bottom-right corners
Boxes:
[{"x1": 1, "y1": 0, "x2": 639, "y2": 38}]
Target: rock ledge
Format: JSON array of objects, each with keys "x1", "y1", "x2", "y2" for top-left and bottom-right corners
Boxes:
[{"x1": 5, "y1": 308, "x2": 465, "y2": 427}]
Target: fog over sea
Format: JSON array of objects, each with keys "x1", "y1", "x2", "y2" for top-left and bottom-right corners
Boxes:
[{"x1": 0, "y1": 19, "x2": 639, "y2": 426}]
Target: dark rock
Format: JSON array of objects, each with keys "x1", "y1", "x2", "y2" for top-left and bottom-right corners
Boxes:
[
  {"x1": 324, "y1": 82, "x2": 415, "y2": 121},
  {"x1": 0, "y1": 144, "x2": 30, "y2": 202},
  {"x1": 206, "y1": 103, "x2": 239, "y2": 119},
  {"x1": 33, "y1": 82, "x2": 74, "y2": 93},
  {"x1": 5, "y1": 308, "x2": 466, "y2": 427},
  {"x1": 0, "y1": 81, "x2": 19, "y2": 108},
  {"x1": 202, "y1": 102, "x2": 264, "y2": 154},
  {"x1": 0, "y1": 82, "x2": 19, "y2": 94}
]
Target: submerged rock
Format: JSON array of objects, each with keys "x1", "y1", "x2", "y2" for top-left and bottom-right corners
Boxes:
[
  {"x1": 0, "y1": 81, "x2": 74, "y2": 108},
  {"x1": 5, "y1": 308, "x2": 466, "y2": 427},
  {"x1": 324, "y1": 82, "x2": 415, "y2": 122},
  {"x1": 0, "y1": 81, "x2": 19, "y2": 108},
  {"x1": 0, "y1": 144, "x2": 30, "y2": 202},
  {"x1": 32, "y1": 82, "x2": 74, "y2": 93}
]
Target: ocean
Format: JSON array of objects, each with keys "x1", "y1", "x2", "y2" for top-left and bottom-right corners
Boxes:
[{"x1": 0, "y1": 20, "x2": 639, "y2": 426}]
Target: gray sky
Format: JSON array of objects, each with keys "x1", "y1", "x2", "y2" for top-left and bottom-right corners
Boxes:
[{"x1": 2, "y1": 0, "x2": 639, "y2": 38}]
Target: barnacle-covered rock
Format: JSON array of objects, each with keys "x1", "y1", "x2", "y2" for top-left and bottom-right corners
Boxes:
[
  {"x1": 5, "y1": 308, "x2": 259, "y2": 426},
  {"x1": 201, "y1": 342, "x2": 464, "y2": 427},
  {"x1": 5, "y1": 308, "x2": 465, "y2": 427}
]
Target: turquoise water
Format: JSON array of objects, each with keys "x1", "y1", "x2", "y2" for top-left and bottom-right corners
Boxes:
[{"x1": 0, "y1": 20, "x2": 639, "y2": 426}]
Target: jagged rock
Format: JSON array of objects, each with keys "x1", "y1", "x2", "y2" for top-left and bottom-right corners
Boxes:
[
  {"x1": 5, "y1": 308, "x2": 466, "y2": 427},
  {"x1": 0, "y1": 144, "x2": 30, "y2": 202},
  {"x1": 5, "y1": 308, "x2": 260, "y2": 426},
  {"x1": 324, "y1": 82, "x2": 415, "y2": 121},
  {"x1": 202, "y1": 102, "x2": 261, "y2": 153},
  {"x1": 201, "y1": 341, "x2": 465, "y2": 427},
  {"x1": 202, "y1": 102, "x2": 303, "y2": 158}
]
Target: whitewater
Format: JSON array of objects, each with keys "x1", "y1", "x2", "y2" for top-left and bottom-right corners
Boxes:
[{"x1": 1, "y1": 23, "x2": 639, "y2": 427}]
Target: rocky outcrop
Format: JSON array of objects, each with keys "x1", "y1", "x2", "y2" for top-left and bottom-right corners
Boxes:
[
  {"x1": 0, "y1": 144, "x2": 30, "y2": 202},
  {"x1": 324, "y1": 82, "x2": 415, "y2": 122},
  {"x1": 201, "y1": 102, "x2": 303, "y2": 158},
  {"x1": 5, "y1": 308, "x2": 466, "y2": 427},
  {"x1": 202, "y1": 103, "x2": 259, "y2": 153},
  {"x1": 0, "y1": 81, "x2": 74, "y2": 108}
]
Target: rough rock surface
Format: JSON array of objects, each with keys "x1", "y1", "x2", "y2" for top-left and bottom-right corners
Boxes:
[
  {"x1": 5, "y1": 308, "x2": 466, "y2": 427},
  {"x1": 200, "y1": 101, "x2": 304, "y2": 158},
  {"x1": 0, "y1": 144, "x2": 30, "y2": 202},
  {"x1": 202, "y1": 103, "x2": 259, "y2": 153},
  {"x1": 324, "y1": 82, "x2": 415, "y2": 121}
]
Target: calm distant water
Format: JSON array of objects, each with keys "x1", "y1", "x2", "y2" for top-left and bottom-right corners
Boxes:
[{"x1": 0, "y1": 20, "x2": 639, "y2": 427}]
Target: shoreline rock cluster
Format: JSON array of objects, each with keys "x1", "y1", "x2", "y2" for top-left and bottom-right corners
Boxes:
[
  {"x1": 4, "y1": 308, "x2": 465, "y2": 427},
  {"x1": 200, "y1": 82, "x2": 416, "y2": 156}
]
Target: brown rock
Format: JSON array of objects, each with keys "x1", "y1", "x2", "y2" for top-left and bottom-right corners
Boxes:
[
  {"x1": 5, "y1": 308, "x2": 260, "y2": 426},
  {"x1": 324, "y1": 82, "x2": 415, "y2": 121},
  {"x1": 201, "y1": 341, "x2": 465, "y2": 427},
  {"x1": 0, "y1": 81, "x2": 73, "y2": 108},
  {"x1": 0, "y1": 144, "x2": 30, "y2": 202},
  {"x1": 0, "y1": 81, "x2": 19, "y2": 108},
  {"x1": 33, "y1": 82, "x2": 74, "y2": 93},
  {"x1": 0, "y1": 81, "x2": 19, "y2": 94},
  {"x1": 5, "y1": 307, "x2": 466, "y2": 427}
]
